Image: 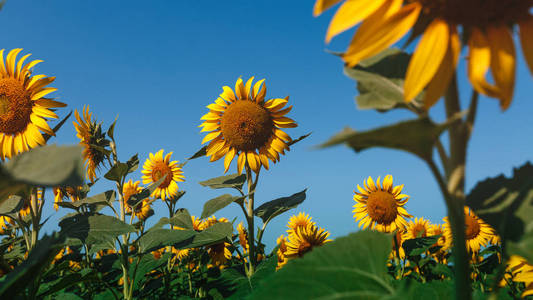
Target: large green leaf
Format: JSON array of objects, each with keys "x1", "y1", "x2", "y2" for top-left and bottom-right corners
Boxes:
[
  {"x1": 402, "y1": 235, "x2": 440, "y2": 257},
  {"x1": 57, "y1": 190, "x2": 115, "y2": 210},
  {"x1": 319, "y1": 117, "x2": 459, "y2": 161},
  {"x1": 344, "y1": 48, "x2": 422, "y2": 112},
  {"x1": 0, "y1": 195, "x2": 24, "y2": 215},
  {"x1": 249, "y1": 230, "x2": 393, "y2": 299},
  {"x1": 199, "y1": 173, "x2": 247, "y2": 190},
  {"x1": 152, "y1": 208, "x2": 195, "y2": 230},
  {"x1": 0, "y1": 234, "x2": 64, "y2": 297},
  {"x1": 201, "y1": 194, "x2": 244, "y2": 219},
  {"x1": 254, "y1": 189, "x2": 306, "y2": 224},
  {"x1": 183, "y1": 222, "x2": 233, "y2": 249},
  {"x1": 137, "y1": 229, "x2": 196, "y2": 253},
  {"x1": 103, "y1": 154, "x2": 139, "y2": 182},
  {"x1": 59, "y1": 213, "x2": 135, "y2": 247},
  {"x1": 468, "y1": 162, "x2": 533, "y2": 261}
]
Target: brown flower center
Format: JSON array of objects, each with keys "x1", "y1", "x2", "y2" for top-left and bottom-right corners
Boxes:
[
  {"x1": 0, "y1": 78, "x2": 33, "y2": 135},
  {"x1": 220, "y1": 100, "x2": 274, "y2": 151},
  {"x1": 465, "y1": 214, "x2": 481, "y2": 240},
  {"x1": 412, "y1": 0, "x2": 530, "y2": 27},
  {"x1": 151, "y1": 162, "x2": 172, "y2": 188},
  {"x1": 366, "y1": 191, "x2": 398, "y2": 225}
]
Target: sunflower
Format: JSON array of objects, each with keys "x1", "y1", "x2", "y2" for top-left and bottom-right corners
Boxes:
[
  {"x1": 0, "y1": 216, "x2": 12, "y2": 235},
  {"x1": 314, "y1": 0, "x2": 533, "y2": 110},
  {"x1": 285, "y1": 224, "x2": 331, "y2": 259},
  {"x1": 403, "y1": 217, "x2": 431, "y2": 240},
  {"x1": 276, "y1": 235, "x2": 288, "y2": 270},
  {"x1": 199, "y1": 77, "x2": 297, "y2": 174},
  {"x1": 237, "y1": 222, "x2": 248, "y2": 250},
  {"x1": 171, "y1": 247, "x2": 190, "y2": 261},
  {"x1": 502, "y1": 256, "x2": 533, "y2": 297},
  {"x1": 141, "y1": 149, "x2": 185, "y2": 201},
  {"x1": 391, "y1": 228, "x2": 406, "y2": 259},
  {"x1": 428, "y1": 224, "x2": 451, "y2": 263},
  {"x1": 53, "y1": 186, "x2": 83, "y2": 211},
  {"x1": 286, "y1": 212, "x2": 316, "y2": 235},
  {"x1": 122, "y1": 180, "x2": 153, "y2": 220},
  {"x1": 353, "y1": 175, "x2": 412, "y2": 233},
  {"x1": 443, "y1": 206, "x2": 494, "y2": 253},
  {"x1": 73, "y1": 106, "x2": 108, "y2": 183},
  {"x1": 0, "y1": 48, "x2": 66, "y2": 160}
]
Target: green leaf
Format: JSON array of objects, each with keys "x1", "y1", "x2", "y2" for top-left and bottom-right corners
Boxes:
[
  {"x1": 183, "y1": 222, "x2": 233, "y2": 249},
  {"x1": 151, "y1": 208, "x2": 195, "y2": 230},
  {"x1": 59, "y1": 213, "x2": 135, "y2": 246},
  {"x1": 287, "y1": 132, "x2": 312, "y2": 147},
  {"x1": 138, "y1": 229, "x2": 196, "y2": 253},
  {"x1": 58, "y1": 190, "x2": 115, "y2": 210},
  {"x1": 402, "y1": 235, "x2": 440, "y2": 257},
  {"x1": 43, "y1": 111, "x2": 72, "y2": 142},
  {"x1": 107, "y1": 115, "x2": 118, "y2": 141},
  {"x1": 189, "y1": 145, "x2": 207, "y2": 160},
  {"x1": 201, "y1": 194, "x2": 244, "y2": 219},
  {"x1": 103, "y1": 162, "x2": 128, "y2": 182},
  {"x1": 319, "y1": 116, "x2": 461, "y2": 161},
  {"x1": 199, "y1": 173, "x2": 247, "y2": 190},
  {"x1": 249, "y1": 230, "x2": 393, "y2": 299},
  {"x1": 126, "y1": 154, "x2": 139, "y2": 174},
  {"x1": 344, "y1": 48, "x2": 422, "y2": 112},
  {"x1": 467, "y1": 162, "x2": 533, "y2": 261},
  {"x1": 0, "y1": 195, "x2": 24, "y2": 215},
  {"x1": 254, "y1": 189, "x2": 307, "y2": 223},
  {"x1": 0, "y1": 234, "x2": 64, "y2": 297}
]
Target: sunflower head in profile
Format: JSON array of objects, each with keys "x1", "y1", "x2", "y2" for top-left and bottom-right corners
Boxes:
[
  {"x1": 353, "y1": 175, "x2": 412, "y2": 233},
  {"x1": 73, "y1": 106, "x2": 108, "y2": 183},
  {"x1": 284, "y1": 224, "x2": 331, "y2": 259},
  {"x1": 141, "y1": 149, "x2": 185, "y2": 201},
  {"x1": 314, "y1": 0, "x2": 533, "y2": 110},
  {"x1": 286, "y1": 212, "x2": 316, "y2": 235},
  {"x1": 237, "y1": 222, "x2": 248, "y2": 250},
  {"x1": 276, "y1": 235, "x2": 288, "y2": 270},
  {"x1": 443, "y1": 206, "x2": 494, "y2": 253},
  {"x1": 0, "y1": 49, "x2": 66, "y2": 160},
  {"x1": 200, "y1": 76, "x2": 297, "y2": 174}
]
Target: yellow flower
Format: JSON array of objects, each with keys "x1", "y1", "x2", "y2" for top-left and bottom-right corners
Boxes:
[
  {"x1": 276, "y1": 235, "x2": 288, "y2": 270},
  {"x1": 285, "y1": 224, "x2": 331, "y2": 259},
  {"x1": 141, "y1": 149, "x2": 185, "y2": 201},
  {"x1": 286, "y1": 212, "x2": 316, "y2": 235},
  {"x1": 123, "y1": 180, "x2": 153, "y2": 221},
  {"x1": 0, "y1": 48, "x2": 66, "y2": 160},
  {"x1": 314, "y1": 0, "x2": 533, "y2": 110},
  {"x1": 428, "y1": 224, "x2": 450, "y2": 263},
  {"x1": 123, "y1": 179, "x2": 142, "y2": 203},
  {"x1": 171, "y1": 247, "x2": 190, "y2": 261},
  {"x1": 391, "y1": 229, "x2": 406, "y2": 259},
  {"x1": 53, "y1": 186, "x2": 83, "y2": 211},
  {"x1": 207, "y1": 242, "x2": 232, "y2": 267},
  {"x1": 237, "y1": 222, "x2": 248, "y2": 250},
  {"x1": 503, "y1": 255, "x2": 533, "y2": 297},
  {"x1": 0, "y1": 216, "x2": 12, "y2": 235},
  {"x1": 443, "y1": 206, "x2": 494, "y2": 253},
  {"x1": 403, "y1": 217, "x2": 431, "y2": 240},
  {"x1": 199, "y1": 77, "x2": 297, "y2": 174},
  {"x1": 353, "y1": 175, "x2": 412, "y2": 233},
  {"x1": 73, "y1": 106, "x2": 107, "y2": 183}
]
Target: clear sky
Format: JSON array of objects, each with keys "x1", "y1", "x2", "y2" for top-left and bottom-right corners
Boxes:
[{"x1": 1, "y1": 1, "x2": 531, "y2": 249}]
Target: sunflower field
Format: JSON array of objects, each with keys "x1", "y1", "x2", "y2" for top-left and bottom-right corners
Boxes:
[{"x1": 0, "y1": 1, "x2": 533, "y2": 299}]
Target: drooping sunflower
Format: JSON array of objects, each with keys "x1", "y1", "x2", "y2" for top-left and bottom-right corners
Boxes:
[
  {"x1": 285, "y1": 224, "x2": 331, "y2": 259},
  {"x1": 201, "y1": 216, "x2": 232, "y2": 266},
  {"x1": 200, "y1": 77, "x2": 297, "y2": 174},
  {"x1": 353, "y1": 175, "x2": 412, "y2": 233},
  {"x1": 443, "y1": 206, "x2": 495, "y2": 253},
  {"x1": 141, "y1": 149, "x2": 185, "y2": 201},
  {"x1": 286, "y1": 212, "x2": 316, "y2": 235},
  {"x1": 403, "y1": 217, "x2": 431, "y2": 240},
  {"x1": 73, "y1": 106, "x2": 108, "y2": 183},
  {"x1": 0, "y1": 48, "x2": 66, "y2": 160},
  {"x1": 53, "y1": 186, "x2": 83, "y2": 211},
  {"x1": 314, "y1": 0, "x2": 533, "y2": 110}
]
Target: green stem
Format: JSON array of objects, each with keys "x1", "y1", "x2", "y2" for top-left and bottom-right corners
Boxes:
[{"x1": 245, "y1": 166, "x2": 259, "y2": 275}]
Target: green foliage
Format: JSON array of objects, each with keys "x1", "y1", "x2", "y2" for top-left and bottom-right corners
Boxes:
[
  {"x1": 254, "y1": 189, "x2": 307, "y2": 224},
  {"x1": 57, "y1": 190, "x2": 115, "y2": 210},
  {"x1": 59, "y1": 213, "x2": 136, "y2": 247},
  {"x1": 468, "y1": 162, "x2": 533, "y2": 261},
  {"x1": 201, "y1": 194, "x2": 244, "y2": 219},
  {"x1": 104, "y1": 154, "x2": 139, "y2": 183},
  {"x1": 199, "y1": 174, "x2": 247, "y2": 190},
  {"x1": 402, "y1": 235, "x2": 440, "y2": 257},
  {"x1": 344, "y1": 48, "x2": 422, "y2": 112},
  {"x1": 138, "y1": 229, "x2": 196, "y2": 254}
]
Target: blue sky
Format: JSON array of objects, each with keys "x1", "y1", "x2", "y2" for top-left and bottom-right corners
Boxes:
[{"x1": 2, "y1": 1, "x2": 532, "y2": 249}]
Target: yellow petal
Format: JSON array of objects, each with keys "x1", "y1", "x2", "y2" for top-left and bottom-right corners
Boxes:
[
  {"x1": 423, "y1": 26, "x2": 461, "y2": 109},
  {"x1": 20, "y1": 59, "x2": 42, "y2": 79},
  {"x1": 252, "y1": 79, "x2": 265, "y2": 100},
  {"x1": 245, "y1": 76, "x2": 254, "y2": 97},
  {"x1": 30, "y1": 114, "x2": 55, "y2": 135},
  {"x1": 202, "y1": 131, "x2": 221, "y2": 144},
  {"x1": 487, "y1": 26, "x2": 516, "y2": 110},
  {"x1": 235, "y1": 78, "x2": 246, "y2": 100},
  {"x1": 404, "y1": 19, "x2": 450, "y2": 102},
  {"x1": 221, "y1": 86, "x2": 236, "y2": 102},
  {"x1": 15, "y1": 53, "x2": 31, "y2": 80},
  {"x1": 6, "y1": 48, "x2": 22, "y2": 77},
  {"x1": 31, "y1": 87, "x2": 57, "y2": 100},
  {"x1": 313, "y1": 0, "x2": 342, "y2": 16},
  {"x1": 343, "y1": 2, "x2": 420, "y2": 67},
  {"x1": 467, "y1": 28, "x2": 500, "y2": 99},
  {"x1": 35, "y1": 98, "x2": 66, "y2": 108},
  {"x1": 237, "y1": 152, "x2": 246, "y2": 175},
  {"x1": 224, "y1": 147, "x2": 236, "y2": 173},
  {"x1": 519, "y1": 17, "x2": 533, "y2": 75},
  {"x1": 325, "y1": 0, "x2": 386, "y2": 43},
  {"x1": 247, "y1": 151, "x2": 259, "y2": 173},
  {"x1": 0, "y1": 49, "x2": 5, "y2": 75}
]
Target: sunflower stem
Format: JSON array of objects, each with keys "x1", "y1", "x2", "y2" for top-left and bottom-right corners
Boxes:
[
  {"x1": 245, "y1": 165, "x2": 259, "y2": 275},
  {"x1": 29, "y1": 188, "x2": 40, "y2": 250}
]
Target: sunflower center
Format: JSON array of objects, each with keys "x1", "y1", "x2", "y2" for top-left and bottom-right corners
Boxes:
[
  {"x1": 465, "y1": 214, "x2": 481, "y2": 240},
  {"x1": 411, "y1": 224, "x2": 428, "y2": 238},
  {"x1": 220, "y1": 100, "x2": 274, "y2": 151},
  {"x1": 151, "y1": 162, "x2": 172, "y2": 188},
  {"x1": 0, "y1": 78, "x2": 33, "y2": 135},
  {"x1": 366, "y1": 191, "x2": 398, "y2": 225},
  {"x1": 412, "y1": 0, "x2": 530, "y2": 27}
]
